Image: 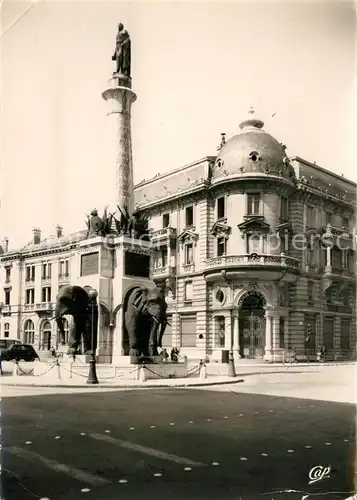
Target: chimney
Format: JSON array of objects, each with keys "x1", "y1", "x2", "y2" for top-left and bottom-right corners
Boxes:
[
  {"x1": 55, "y1": 225, "x2": 63, "y2": 238},
  {"x1": 32, "y1": 228, "x2": 41, "y2": 245},
  {"x1": 3, "y1": 237, "x2": 8, "y2": 252}
]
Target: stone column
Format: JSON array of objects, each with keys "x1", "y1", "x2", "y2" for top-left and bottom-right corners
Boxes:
[
  {"x1": 272, "y1": 315, "x2": 280, "y2": 349},
  {"x1": 334, "y1": 316, "x2": 341, "y2": 360},
  {"x1": 233, "y1": 312, "x2": 240, "y2": 358},
  {"x1": 167, "y1": 240, "x2": 171, "y2": 268},
  {"x1": 326, "y1": 246, "x2": 332, "y2": 269},
  {"x1": 111, "y1": 307, "x2": 123, "y2": 363},
  {"x1": 264, "y1": 310, "x2": 273, "y2": 361},
  {"x1": 102, "y1": 75, "x2": 137, "y2": 215}
]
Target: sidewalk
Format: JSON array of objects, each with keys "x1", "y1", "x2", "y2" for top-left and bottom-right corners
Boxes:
[{"x1": 0, "y1": 373, "x2": 243, "y2": 389}]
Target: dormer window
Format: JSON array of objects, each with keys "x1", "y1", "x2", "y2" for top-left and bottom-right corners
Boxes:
[
  {"x1": 249, "y1": 151, "x2": 260, "y2": 162},
  {"x1": 162, "y1": 213, "x2": 170, "y2": 228},
  {"x1": 217, "y1": 197, "x2": 225, "y2": 219},
  {"x1": 247, "y1": 193, "x2": 260, "y2": 215}
]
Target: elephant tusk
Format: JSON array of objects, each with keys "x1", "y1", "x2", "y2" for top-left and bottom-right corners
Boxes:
[
  {"x1": 151, "y1": 316, "x2": 160, "y2": 324},
  {"x1": 165, "y1": 321, "x2": 171, "y2": 326}
]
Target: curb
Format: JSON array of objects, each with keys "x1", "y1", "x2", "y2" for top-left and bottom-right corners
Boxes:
[{"x1": 0, "y1": 378, "x2": 244, "y2": 389}]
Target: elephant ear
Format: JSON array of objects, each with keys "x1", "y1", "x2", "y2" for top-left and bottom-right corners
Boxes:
[{"x1": 132, "y1": 287, "x2": 148, "y2": 312}]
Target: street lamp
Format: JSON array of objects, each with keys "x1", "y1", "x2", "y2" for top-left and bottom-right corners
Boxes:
[
  {"x1": 228, "y1": 310, "x2": 236, "y2": 378},
  {"x1": 87, "y1": 288, "x2": 99, "y2": 385}
]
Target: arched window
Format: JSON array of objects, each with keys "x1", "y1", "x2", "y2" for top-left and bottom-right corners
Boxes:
[
  {"x1": 4, "y1": 322, "x2": 10, "y2": 338},
  {"x1": 24, "y1": 319, "x2": 35, "y2": 344},
  {"x1": 41, "y1": 321, "x2": 52, "y2": 351}
]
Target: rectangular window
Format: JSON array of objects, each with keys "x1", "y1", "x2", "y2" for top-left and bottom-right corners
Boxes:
[
  {"x1": 280, "y1": 197, "x2": 289, "y2": 220},
  {"x1": 279, "y1": 317, "x2": 285, "y2": 348},
  {"x1": 4, "y1": 323, "x2": 9, "y2": 338},
  {"x1": 185, "y1": 206, "x2": 194, "y2": 227},
  {"x1": 342, "y1": 217, "x2": 349, "y2": 230},
  {"x1": 185, "y1": 244, "x2": 193, "y2": 264},
  {"x1": 246, "y1": 234, "x2": 260, "y2": 254},
  {"x1": 280, "y1": 232, "x2": 288, "y2": 253},
  {"x1": 59, "y1": 259, "x2": 70, "y2": 276},
  {"x1": 26, "y1": 266, "x2": 35, "y2": 281},
  {"x1": 217, "y1": 197, "x2": 225, "y2": 219},
  {"x1": 340, "y1": 319, "x2": 350, "y2": 352},
  {"x1": 4, "y1": 290, "x2": 11, "y2": 305},
  {"x1": 161, "y1": 248, "x2": 168, "y2": 267},
  {"x1": 215, "y1": 317, "x2": 225, "y2": 347},
  {"x1": 247, "y1": 193, "x2": 260, "y2": 215},
  {"x1": 306, "y1": 206, "x2": 316, "y2": 228},
  {"x1": 341, "y1": 250, "x2": 348, "y2": 269},
  {"x1": 217, "y1": 237, "x2": 226, "y2": 256},
  {"x1": 25, "y1": 288, "x2": 35, "y2": 305},
  {"x1": 326, "y1": 212, "x2": 333, "y2": 226},
  {"x1": 180, "y1": 315, "x2": 196, "y2": 347},
  {"x1": 162, "y1": 213, "x2": 170, "y2": 228},
  {"x1": 42, "y1": 263, "x2": 51, "y2": 279},
  {"x1": 184, "y1": 281, "x2": 193, "y2": 302},
  {"x1": 5, "y1": 267, "x2": 11, "y2": 283},
  {"x1": 307, "y1": 281, "x2": 314, "y2": 305},
  {"x1": 42, "y1": 286, "x2": 51, "y2": 302}
]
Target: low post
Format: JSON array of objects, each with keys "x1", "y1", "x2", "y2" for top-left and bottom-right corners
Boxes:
[
  {"x1": 227, "y1": 350, "x2": 236, "y2": 377},
  {"x1": 199, "y1": 359, "x2": 207, "y2": 380},
  {"x1": 87, "y1": 288, "x2": 99, "y2": 385},
  {"x1": 12, "y1": 359, "x2": 19, "y2": 376},
  {"x1": 139, "y1": 364, "x2": 147, "y2": 382},
  {"x1": 56, "y1": 359, "x2": 62, "y2": 380}
]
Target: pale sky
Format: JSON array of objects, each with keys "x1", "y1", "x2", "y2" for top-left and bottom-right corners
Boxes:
[{"x1": 1, "y1": 0, "x2": 356, "y2": 249}]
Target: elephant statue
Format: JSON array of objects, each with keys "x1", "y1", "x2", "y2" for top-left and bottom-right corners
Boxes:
[
  {"x1": 54, "y1": 285, "x2": 98, "y2": 355},
  {"x1": 124, "y1": 285, "x2": 168, "y2": 359}
]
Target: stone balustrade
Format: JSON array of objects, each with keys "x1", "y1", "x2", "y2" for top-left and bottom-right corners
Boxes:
[
  {"x1": 152, "y1": 265, "x2": 176, "y2": 278},
  {"x1": 204, "y1": 253, "x2": 300, "y2": 270}
]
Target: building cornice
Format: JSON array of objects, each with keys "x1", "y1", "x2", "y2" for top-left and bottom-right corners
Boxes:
[{"x1": 291, "y1": 156, "x2": 356, "y2": 187}]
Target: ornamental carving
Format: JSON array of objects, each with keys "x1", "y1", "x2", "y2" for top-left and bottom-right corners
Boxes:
[
  {"x1": 210, "y1": 221, "x2": 231, "y2": 238},
  {"x1": 237, "y1": 289, "x2": 267, "y2": 309}
]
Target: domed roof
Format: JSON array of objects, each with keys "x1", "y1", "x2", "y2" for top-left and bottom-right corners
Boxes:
[{"x1": 212, "y1": 108, "x2": 295, "y2": 182}]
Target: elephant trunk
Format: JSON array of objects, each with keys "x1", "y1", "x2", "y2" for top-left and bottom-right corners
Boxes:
[{"x1": 56, "y1": 316, "x2": 66, "y2": 344}]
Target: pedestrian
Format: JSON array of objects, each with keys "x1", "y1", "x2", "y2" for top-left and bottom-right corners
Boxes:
[
  {"x1": 162, "y1": 348, "x2": 169, "y2": 363},
  {"x1": 50, "y1": 346, "x2": 56, "y2": 357},
  {"x1": 318, "y1": 344, "x2": 327, "y2": 363}
]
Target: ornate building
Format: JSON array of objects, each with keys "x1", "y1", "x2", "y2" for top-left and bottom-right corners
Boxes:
[{"x1": 1, "y1": 109, "x2": 356, "y2": 362}]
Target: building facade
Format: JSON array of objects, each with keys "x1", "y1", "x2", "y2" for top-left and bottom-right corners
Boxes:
[{"x1": 1, "y1": 110, "x2": 356, "y2": 362}]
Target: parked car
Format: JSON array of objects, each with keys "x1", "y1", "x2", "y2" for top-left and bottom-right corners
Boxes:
[{"x1": 0, "y1": 343, "x2": 39, "y2": 362}]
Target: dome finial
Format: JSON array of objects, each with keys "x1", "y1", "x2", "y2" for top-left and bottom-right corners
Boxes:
[{"x1": 239, "y1": 106, "x2": 264, "y2": 130}]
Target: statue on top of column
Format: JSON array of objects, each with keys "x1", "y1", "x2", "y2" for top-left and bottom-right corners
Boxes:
[{"x1": 112, "y1": 23, "x2": 131, "y2": 77}]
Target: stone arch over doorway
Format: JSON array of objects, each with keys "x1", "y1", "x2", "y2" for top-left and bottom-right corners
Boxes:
[
  {"x1": 237, "y1": 290, "x2": 267, "y2": 359},
  {"x1": 40, "y1": 320, "x2": 52, "y2": 351}
]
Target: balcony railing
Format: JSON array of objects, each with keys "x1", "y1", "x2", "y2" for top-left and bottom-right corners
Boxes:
[
  {"x1": 34, "y1": 302, "x2": 53, "y2": 312},
  {"x1": 204, "y1": 254, "x2": 300, "y2": 271},
  {"x1": 321, "y1": 224, "x2": 351, "y2": 238},
  {"x1": 322, "y1": 266, "x2": 355, "y2": 278},
  {"x1": 58, "y1": 272, "x2": 70, "y2": 280},
  {"x1": 24, "y1": 303, "x2": 35, "y2": 311},
  {"x1": 1, "y1": 305, "x2": 11, "y2": 314},
  {"x1": 150, "y1": 227, "x2": 177, "y2": 241},
  {"x1": 152, "y1": 265, "x2": 176, "y2": 278}
]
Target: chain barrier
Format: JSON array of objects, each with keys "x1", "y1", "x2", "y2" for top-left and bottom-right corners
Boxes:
[
  {"x1": 141, "y1": 363, "x2": 201, "y2": 379},
  {"x1": 12, "y1": 357, "x2": 201, "y2": 382},
  {"x1": 15, "y1": 361, "x2": 57, "y2": 377}
]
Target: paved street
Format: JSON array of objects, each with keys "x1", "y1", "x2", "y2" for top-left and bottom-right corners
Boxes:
[{"x1": 1, "y1": 365, "x2": 356, "y2": 500}]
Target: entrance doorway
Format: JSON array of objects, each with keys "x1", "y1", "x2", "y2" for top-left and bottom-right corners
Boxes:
[
  {"x1": 239, "y1": 292, "x2": 266, "y2": 359},
  {"x1": 41, "y1": 321, "x2": 52, "y2": 351}
]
